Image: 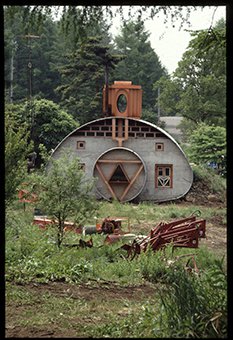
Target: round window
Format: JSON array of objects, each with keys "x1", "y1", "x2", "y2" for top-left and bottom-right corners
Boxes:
[{"x1": 117, "y1": 94, "x2": 127, "y2": 113}]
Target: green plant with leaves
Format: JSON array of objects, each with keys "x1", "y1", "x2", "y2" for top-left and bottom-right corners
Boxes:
[
  {"x1": 4, "y1": 6, "x2": 62, "y2": 103},
  {"x1": 8, "y1": 99, "x2": 78, "y2": 165},
  {"x1": 56, "y1": 35, "x2": 124, "y2": 124},
  {"x1": 5, "y1": 105, "x2": 33, "y2": 204},
  {"x1": 25, "y1": 151, "x2": 97, "y2": 247},
  {"x1": 154, "y1": 19, "x2": 226, "y2": 129},
  {"x1": 159, "y1": 257, "x2": 227, "y2": 337},
  {"x1": 188, "y1": 123, "x2": 226, "y2": 176}
]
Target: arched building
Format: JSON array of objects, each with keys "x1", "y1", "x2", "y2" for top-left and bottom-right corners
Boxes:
[{"x1": 50, "y1": 81, "x2": 193, "y2": 203}]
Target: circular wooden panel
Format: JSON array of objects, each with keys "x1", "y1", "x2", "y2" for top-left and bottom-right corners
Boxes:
[{"x1": 93, "y1": 147, "x2": 146, "y2": 202}]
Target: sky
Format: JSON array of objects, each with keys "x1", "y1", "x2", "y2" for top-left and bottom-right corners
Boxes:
[{"x1": 109, "y1": 6, "x2": 226, "y2": 74}]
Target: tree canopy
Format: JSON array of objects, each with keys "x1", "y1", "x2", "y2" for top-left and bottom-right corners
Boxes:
[
  {"x1": 5, "y1": 106, "x2": 33, "y2": 203},
  {"x1": 56, "y1": 36, "x2": 124, "y2": 124},
  {"x1": 26, "y1": 151, "x2": 97, "y2": 247},
  {"x1": 154, "y1": 19, "x2": 226, "y2": 128},
  {"x1": 20, "y1": 99, "x2": 78, "y2": 155},
  {"x1": 113, "y1": 20, "x2": 167, "y2": 119},
  {"x1": 4, "y1": 5, "x2": 227, "y2": 188},
  {"x1": 188, "y1": 123, "x2": 226, "y2": 176}
]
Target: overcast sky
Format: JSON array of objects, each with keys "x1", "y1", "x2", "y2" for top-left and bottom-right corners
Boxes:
[{"x1": 109, "y1": 6, "x2": 226, "y2": 74}]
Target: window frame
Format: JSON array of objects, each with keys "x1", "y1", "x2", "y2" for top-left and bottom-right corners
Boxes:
[
  {"x1": 155, "y1": 142, "x2": 164, "y2": 151},
  {"x1": 77, "y1": 141, "x2": 86, "y2": 150},
  {"x1": 155, "y1": 164, "x2": 173, "y2": 188}
]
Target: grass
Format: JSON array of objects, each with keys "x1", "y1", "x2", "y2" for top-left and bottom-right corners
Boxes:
[
  {"x1": 5, "y1": 198, "x2": 227, "y2": 337},
  {"x1": 6, "y1": 281, "x2": 160, "y2": 337}
]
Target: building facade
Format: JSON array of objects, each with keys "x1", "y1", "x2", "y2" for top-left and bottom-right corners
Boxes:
[{"x1": 50, "y1": 81, "x2": 193, "y2": 203}]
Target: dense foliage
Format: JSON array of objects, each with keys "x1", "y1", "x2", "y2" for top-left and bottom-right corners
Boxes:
[
  {"x1": 154, "y1": 19, "x2": 226, "y2": 127},
  {"x1": 24, "y1": 151, "x2": 97, "y2": 247},
  {"x1": 4, "y1": 6, "x2": 227, "y2": 337},
  {"x1": 56, "y1": 36, "x2": 125, "y2": 124},
  {"x1": 23, "y1": 99, "x2": 78, "y2": 154},
  {"x1": 188, "y1": 123, "x2": 226, "y2": 175},
  {"x1": 5, "y1": 106, "x2": 32, "y2": 204}
]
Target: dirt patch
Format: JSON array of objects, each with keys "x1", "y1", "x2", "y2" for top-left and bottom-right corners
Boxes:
[
  {"x1": 201, "y1": 221, "x2": 227, "y2": 257},
  {"x1": 15, "y1": 280, "x2": 157, "y2": 302},
  {"x1": 5, "y1": 282, "x2": 157, "y2": 338},
  {"x1": 182, "y1": 178, "x2": 226, "y2": 206}
]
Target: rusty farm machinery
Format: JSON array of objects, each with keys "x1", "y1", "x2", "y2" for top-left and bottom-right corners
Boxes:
[
  {"x1": 33, "y1": 211, "x2": 206, "y2": 257},
  {"x1": 118, "y1": 215, "x2": 206, "y2": 260}
]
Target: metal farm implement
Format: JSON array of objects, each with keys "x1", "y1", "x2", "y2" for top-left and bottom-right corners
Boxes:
[{"x1": 122, "y1": 215, "x2": 206, "y2": 260}]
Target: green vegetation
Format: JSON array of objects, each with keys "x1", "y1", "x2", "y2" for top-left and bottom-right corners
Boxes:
[
  {"x1": 4, "y1": 5, "x2": 226, "y2": 337},
  {"x1": 188, "y1": 124, "x2": 226, "y2": 176},
  {"x1": 6, "y1": 197, "x2": 227, "y2": 337},
  {"x1": 191, "y1": 163, "x2": 226, "y2": 197},
  {"x1": 113, "y1": 20, "x2": 167, "y2": 122},
  {"x1": 24, "y1": 151, "x2": 97, "y2": 247},
  {"x1": 154, "y1": 19, "x2": 226, "y2": 127},
  {"x1": 5, "y1": 106, "x2": 32, "y2": 204}
]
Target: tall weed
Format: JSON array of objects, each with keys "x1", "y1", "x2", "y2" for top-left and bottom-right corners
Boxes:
[{"x1": 159, "y1": 259, "x2": 227, "y2": 337}]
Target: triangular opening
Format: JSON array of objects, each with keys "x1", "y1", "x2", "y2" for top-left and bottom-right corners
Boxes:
[{"x1": 109, "y1": 164, "x2": 129, "y2": 183}]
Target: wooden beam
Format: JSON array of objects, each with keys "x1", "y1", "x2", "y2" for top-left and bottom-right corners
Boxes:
[
  {"x1": 120, "y1": 164, "x2": 144, "y2": 202},
  {"x1": 95, "y1": 164, "x2": 117, "y2": 200},
  {"x1": 97, "y1": 159, "x2": 141, "y2": 164},
  {"x1": 125, "y1": 118, "x2": 129, "y2": 140},
  {"x1": 112, "y1": 118, "x2": 116, "y2": 139}
]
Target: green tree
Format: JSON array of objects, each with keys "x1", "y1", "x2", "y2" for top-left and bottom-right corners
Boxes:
[
  {"x1": 188, "y1": 123, "x2": 226, "y2": 175},
  {"x1": 153, "y1": 75, "x2": 181, "y2": 116},
  {"x1": 155, "y1": 19, "x2": 226, "y2": 127},
  {"x1": 4, "y1": 6, "x2": 62, "y2": 103},
  {"x1": 113, "y1": 20, "x2": 167, "y2": 120},
  {"x1": 56, "y1": 36, "x2": 124, "y2": 124},
  {"x1": 5, "y1": 105, "x2": 33, "y2": 204},
  {"x1": 26, "y1": 152, "x2": 97, "y2": 247},
  {"x1": 17, "y1": 99, "x2": 78, "y2": 156},
  {"x1": 6, "y1": 6, "x2": 201, "y2": 33}
]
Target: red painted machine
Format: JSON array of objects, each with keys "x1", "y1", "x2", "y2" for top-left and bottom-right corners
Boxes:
[
  {"x1": 121, "y1": 215, "x2": 206, "y2": 259},
  {"x1": 33, "y1": 215, "x2": 130, "y2": 235}
]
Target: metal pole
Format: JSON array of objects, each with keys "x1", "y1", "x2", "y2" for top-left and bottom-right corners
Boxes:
[
  {"x1": 104, "y1": 63, "x2": 109, "y2": 116},
  {"x1": 23, "y1": 34, "x2": 40, "y2": 140},
  {"x1": 9, "y1": 51, "x2": 14, "y2": 103},
  {"x1": 158, "y1": 87, "x2": 160, "y2": 122},
  {"x1": 24, "y1": 34, "x2": 40, "y2": 100}
]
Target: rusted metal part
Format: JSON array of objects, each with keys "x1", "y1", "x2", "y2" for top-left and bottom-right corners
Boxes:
[
  {"x1": 33, "y1": 216, "x2": 83, "y2": 233},
  {"x1": 33, "y1": 215, "x2": 129, "y2": 236},
  {"x1": 101, "y1": 217, "x2": 124, "y2": 234},
  {"x1": 121, "y1": 216, "x2": 206, "y2": 259}
]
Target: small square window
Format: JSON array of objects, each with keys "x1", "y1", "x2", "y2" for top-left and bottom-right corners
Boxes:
[
  {"x1": 155, "y1": 143, "x2": 164, "y2": 151},
  {"x1": 77, "y1": 141, "x2": 85, "y2": 149}
]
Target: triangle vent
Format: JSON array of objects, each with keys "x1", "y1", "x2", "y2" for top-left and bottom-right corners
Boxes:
[{"x1": 109, "y1": 164, "x2": 129, "y2": 183}]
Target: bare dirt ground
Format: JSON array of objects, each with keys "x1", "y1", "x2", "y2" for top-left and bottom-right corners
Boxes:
[
  {"x1": 6, "y1": 281, "x2": 158, "y2": 338},
  {"x1": 5, "y1": 199, "x2": 227, "y2": 338}
]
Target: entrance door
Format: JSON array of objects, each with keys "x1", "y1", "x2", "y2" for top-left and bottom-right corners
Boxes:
[{"x1": 93, "y1": 147, "x2": 146, "y2": 202}]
